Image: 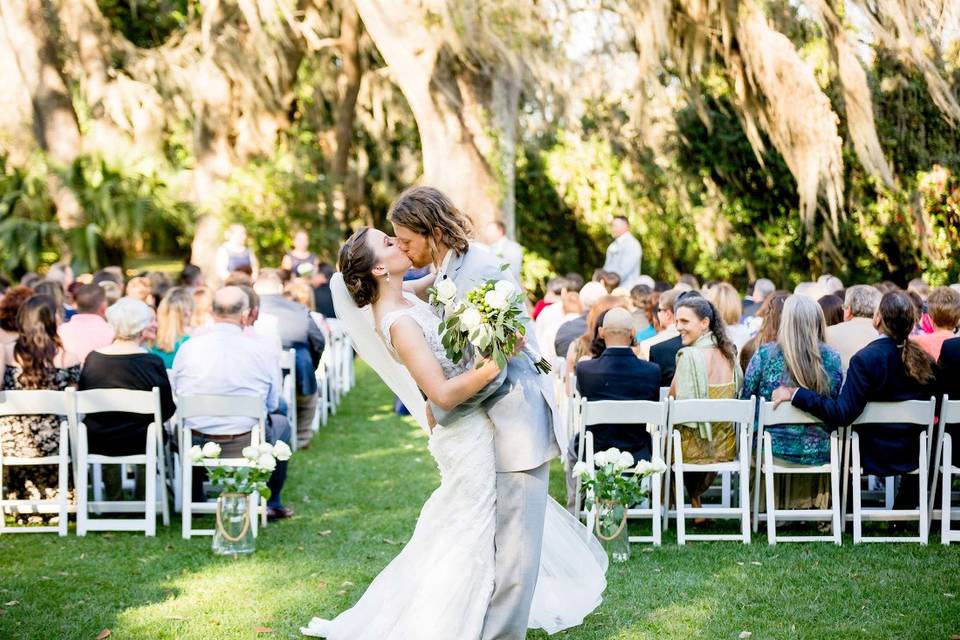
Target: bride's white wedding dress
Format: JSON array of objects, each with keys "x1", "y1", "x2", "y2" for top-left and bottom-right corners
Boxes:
[{"x1": 301, "y1": 293, "x2": 607, "y2": 639}]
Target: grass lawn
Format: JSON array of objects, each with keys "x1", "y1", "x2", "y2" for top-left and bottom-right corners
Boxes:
[{"x1": 2, "y1": 362, "x2": 959, "y2": 639}]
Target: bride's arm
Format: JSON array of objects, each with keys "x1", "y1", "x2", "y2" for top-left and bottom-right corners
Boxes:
[
  {"x1": 390, "y1": 317, "x2": 501, "y2": 412},
  {"x1": 402, "y1": 272, "x2": 436, "y2": 301}
]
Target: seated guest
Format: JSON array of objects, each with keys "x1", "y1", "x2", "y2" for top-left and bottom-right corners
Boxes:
[
  {"x1": 58, "y1": 283, "x2": 115, "y2": 363},
  {"x1": 79, "y1": 298, "x2": 176, "y2": 497},
  {"x1": 774, "y1": 291, "x2": 940, "y2": 510},
  {"x1": 172, "y1": 286, "x2": 294, "y2": 519},
  {"x1": 534, "y1": 277, "x2": 572, "y2": 350},
  {"x1": 707, "y1": 282, "x2": 750, "y2": 354},
  {"x1": 669, "y1": 295, "x2": 743, "y2": 513},
  {"x1": 742, "y1": 295, "x2": 842, "y2": 510},
  {"x1": 190, "y1": 286, "x2": 214, "y2": 330},
  {"x1": 33, "y1": 280, "x2": 66, "y2": 322},
  {"x1": 563, "y1": 295, "x2": 628, "y2": 392},
  {"x1": 630, "y1": 285, "x2": 656, "y2": 340},
  {"x1": 0, "y1": 285, "x2": 34, "y2": 346},
  {"x1": 942, "y1": 337, "x2": 960, "y2": 399},
  {"x1": 638, "y1": 288, "x2": 681, "y2": 362},
  {"x1": 312, "y1": 263, "x2": 337, "y2": 318},
  {"x1": 255, "y1": 270, "x2": 326, "y2": 449},
  {"x1": 554, "y1": 282, "x2": 606, "y2": 362},
  {"x1": 566, "y1": 308, "x2": 661, "y2": 509},
  {"x1": 597, "y1": 270, "x2": 620, "y2": 294},
  {"x1": 0, "y1": 295, "x2": 80, "y2": 520},
  {"x1": 911, "y1": 286, "x2": 960, "y2": 361},
  {"x1": 743, "y1": 278, "x2": 775, "y2": 320},
  {"x1": 825, "y1": 285, "x2": 882, "y2": 370},
  {"x1": 532, "y1": 276, "x2": 566, "y2": 320},
  {"x1": 150, "y1": 287, "x2": 195, "y2": 368},
  {"x1": 817, "y1": 294, "x2": 844, "y2": 327},
  {"x1": 179, "y1": 263, "x2": 205, "y2": 288},
  {"x1": 650, "y1": 290, "x2": 701, "y2": 388}
]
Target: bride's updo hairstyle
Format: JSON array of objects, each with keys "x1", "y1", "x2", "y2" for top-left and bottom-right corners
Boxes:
[{"x1": 338, "y1": 227, "x2": 380, "y2": 307}]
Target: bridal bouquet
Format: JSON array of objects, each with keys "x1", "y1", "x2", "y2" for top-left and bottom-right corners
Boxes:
[
  {"x1": 189, "y1": 440, "x2": 292, "y2": 498},
  {"x1": 429, "y1": 277, "x2": 551, "y2": 373}
]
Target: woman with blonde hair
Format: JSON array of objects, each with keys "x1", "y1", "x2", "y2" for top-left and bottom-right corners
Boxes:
[
  {"x1": 150, "y1": 287, "x2": 195, "y2": 368},
  {"x1": 742, "y1": 295, "x2": 843, "y2": 510},
  {"x1": 285, "y1": 278, "x2": 316, "y2": 312},
  {"x1": 706, "y1": 282, "x2": 750, "y2": 353}
]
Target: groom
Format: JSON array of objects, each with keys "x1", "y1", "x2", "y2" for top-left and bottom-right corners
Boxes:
[{"x1": 390, "y1": 186, "x2": 562, "y2": 640}]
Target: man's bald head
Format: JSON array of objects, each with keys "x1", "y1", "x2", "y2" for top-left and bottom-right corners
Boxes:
[{"x1": 212, "y1": 286, "x2": 249, "y2": 322}]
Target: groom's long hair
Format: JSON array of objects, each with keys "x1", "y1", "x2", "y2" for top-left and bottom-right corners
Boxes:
[{"x1": 388, "y1": 187, "x2": 471, "y2": 258}]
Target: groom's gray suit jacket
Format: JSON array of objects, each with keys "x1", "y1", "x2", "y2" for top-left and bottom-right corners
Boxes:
[{"x1": 430, "y1": 244, "x2": 561, "y2": 473}]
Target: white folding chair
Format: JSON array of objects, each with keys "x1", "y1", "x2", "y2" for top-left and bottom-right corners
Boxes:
[
  {"x1": 934, "y1": 396, "x2": 960, "y2": 544},
  {"x1": 0, "y1": 390, "x2": 74, "y2": 536},
  {"x1": 279, "y1": 348, "x2": 298, "y2": 452},
  {"x1": 754, "y1": 401, "x2": 842, "y2": 544},
  {"x1": 666, "y1": 396, "x2": 756, "y2": 544},
  {"x1": 75, "y1": 388, "x2": 169, "y2": 536},
  {"x1": 847, "y1": 399, "x2": 936, "y2": 544},
  {"x1": 178, "y1": 394, "x2": 267, "y2": 539},
  {"x1": 579, "y1": 398, "x2": 667, "y2": 545}
]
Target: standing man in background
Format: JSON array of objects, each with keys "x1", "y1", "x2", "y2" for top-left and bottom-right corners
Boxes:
[
  {"x1": 603, "y1": 215, "x2": 641, "y2": 289},
  {"x1": 481, "y1": 221, "x2": 524, "y2": 284}
]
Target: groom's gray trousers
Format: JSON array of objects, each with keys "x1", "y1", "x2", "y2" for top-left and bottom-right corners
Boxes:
[{"x1": 481, "y1": 460, "x2": 551, "y2": 640}]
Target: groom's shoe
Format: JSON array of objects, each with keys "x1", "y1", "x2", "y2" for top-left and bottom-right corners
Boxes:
[{"x1": 267, "y1": 506, "x2": 295, "y2": 520}]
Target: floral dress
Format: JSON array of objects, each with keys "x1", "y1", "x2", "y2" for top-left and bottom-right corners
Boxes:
[
  {"x1": 741, "y1": 342, "x2": 843, "y2": 464},
  {"x1": 741, "y1": 342, "x2": 842, "y2": 512},
  {"x1": 0, "y1": 364, "x2": 81, "y2": 516}
]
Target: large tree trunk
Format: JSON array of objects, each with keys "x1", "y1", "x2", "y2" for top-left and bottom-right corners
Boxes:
[
  {"x1": 331, "y1": 0, "x2": 363, "y2": 227},
  {"x1": 352, "y1": 0, "x2": 519, "y2": 236},
  {"x1": 0, "y1": 0, "x2": 83, "y2": 229}
]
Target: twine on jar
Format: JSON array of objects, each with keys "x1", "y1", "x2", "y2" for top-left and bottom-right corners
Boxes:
[{"x1": 215, "y1": 493, "x2": 251, "y2": 542}]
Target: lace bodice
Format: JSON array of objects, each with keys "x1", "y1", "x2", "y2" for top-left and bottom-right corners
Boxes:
[{"x1": 378, "y1": 298, "x2": 468, "y2": 379}]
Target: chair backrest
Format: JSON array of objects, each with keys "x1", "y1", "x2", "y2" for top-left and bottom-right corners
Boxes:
[
  {"x1": 659, "y1": 387, "x2": 670, "y2": 402},
  {"x1": 580, "y1": 398, "x2": 667, "y2": 428},
  {"x1": 851, "y1": 398, "x2": 936, "y2": 428},
  {"x1": 760, "y1": 400, "x2": 824, "y2": 427},
  {"x1": 940, "y1": 395, "x2": 960, "y2": 425},
  {"x1": 279, "y1": 348, "x2": 296, "y2": 371},
  {"x1": 667, "y1": 397, "x2": 757, "y2": 427},
  {"x1": 75, "y1": 388, "x2": 160, "y2": 416},
  {"x1": 0, "y1": 389, "x2": 73, "y2": 416},
  {"x1": 176, "y1": 394, "x2": 266, "y2": 420}
]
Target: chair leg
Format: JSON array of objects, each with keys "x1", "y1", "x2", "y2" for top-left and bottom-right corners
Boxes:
[
  {"x1": 673, "y1": 430, "x2": 685, "y2": 545},
  {"x1": 663, "y1": 426, "x2": 674, "y2": 532},
  {"x1": 752, "y1": 426, "x2": 764, "y2": 534},
  {"x1": 652, "y1": 454, "x2": 662, "y2": 546},
  {"x1": 0, "y1": 455, "x2": 6, "y2": 534},
  {"x1": 943, "y1": 434, "x2": 953, "y2": 545},
  {"x1": 764, "y1": 433, "x2": 776, "y2": 545},
  {"x1": 77, "y1": 439, "x2": 88, "y2": 537},
  {"x1": 919, "y1": 433, "x2": 929, "y2": 545},
  {"x1": 181, "y1": 430, "x2": 192, "y2": 539},
  {"x1": 739, "y1": 425, "x2": 750, "y2": 544},
  {"x1": 851, "y1": 433, "x2": 862, "y2": 544},
  {"x1": 58, "y1": 424, "x2": 69, "y2": 536},
  {"x1": 841, "y1": 427, "x2": 851, "y2": 533},
  {"x1": 830, "y1": 431, "x2": 842, "y2": 545}
]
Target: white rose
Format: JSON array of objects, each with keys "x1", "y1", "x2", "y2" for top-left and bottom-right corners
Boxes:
[
  {"x1": 460, "y1": 307, "x2": 483, "y2": 331},
  {"x1": 201, "y1": 442, "x2": 221, "y2": 459},
  {"x1": 188, "y1": 445, "x2": 204, "y2": 462},
  {"x1": 494, "y1": 280, "x2": 515, "y2": 297},
  {"x1": 241, "y1": 445, "x2": 258, "y2": 461},
  {"x1": 634, "y1": 460, "x2": 653, "y2": 475},
  {"x1": 469, "y1": 324, "x2": 494, "y2": 349},
  {"x1": 484, "y1": 290, "x2": 508, "y2": 310},
  {"x1": 258, "y1": 442, "x2": 274, "y2": 457},
  {"x1": 257, "y1": 453, "x2": 277, "y2": 471},
  {"x1": 273, "y1": 441, "x2": 292, "y2": 461},
  {"x1": 572, "y1": 461, "x2": 589, "y2": 478},
  {"x1": 652, "y1": 458, "x2": 667, "y2": 473},
  {"x1": 617, "y1": 451, "x2": 635, "y2": 469},
  {"x1": 436, "y1": 279, "x2": 458, "y2": 303},
  {"x1": 593, "y1": 451, "x2": 607, "y2": 467},
  {"x1": 604, "y1": 447, "x2": 621, "y2": 461}
]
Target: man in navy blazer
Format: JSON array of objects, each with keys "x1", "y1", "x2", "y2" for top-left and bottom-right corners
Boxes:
[
  {"x1": 940, "y1": 337, "x2": 960, "y2": 400},
  {"x1": 567, "y1": 308, "x2": 661, "y2": 508}
]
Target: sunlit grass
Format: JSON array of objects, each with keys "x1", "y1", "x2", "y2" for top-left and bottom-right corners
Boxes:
[{"x1": 1, "y1": 362, "x2": 959, "y2": 639}]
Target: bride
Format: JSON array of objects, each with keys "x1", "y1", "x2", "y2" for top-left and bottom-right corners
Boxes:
[{"x1": 301, "y1": 227, "x2": 607, "y2": 639}]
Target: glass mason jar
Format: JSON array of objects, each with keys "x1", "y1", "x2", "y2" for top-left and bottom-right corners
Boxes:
[
  {"x1": 213, "y1": 492, "x2": 256, "y2": 555},
  {"x1": 595, "y1": 500, "x2": 630, "y2": 563}
]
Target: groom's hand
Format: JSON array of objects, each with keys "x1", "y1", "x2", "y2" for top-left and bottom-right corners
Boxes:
[{"x1": 425, "y1": 402, "x2": 437, "y2": 433}]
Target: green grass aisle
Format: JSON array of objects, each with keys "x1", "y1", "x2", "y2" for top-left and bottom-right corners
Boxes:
[{"x1": 2, "y1": 362, "x2": 959, "y2": 639}]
